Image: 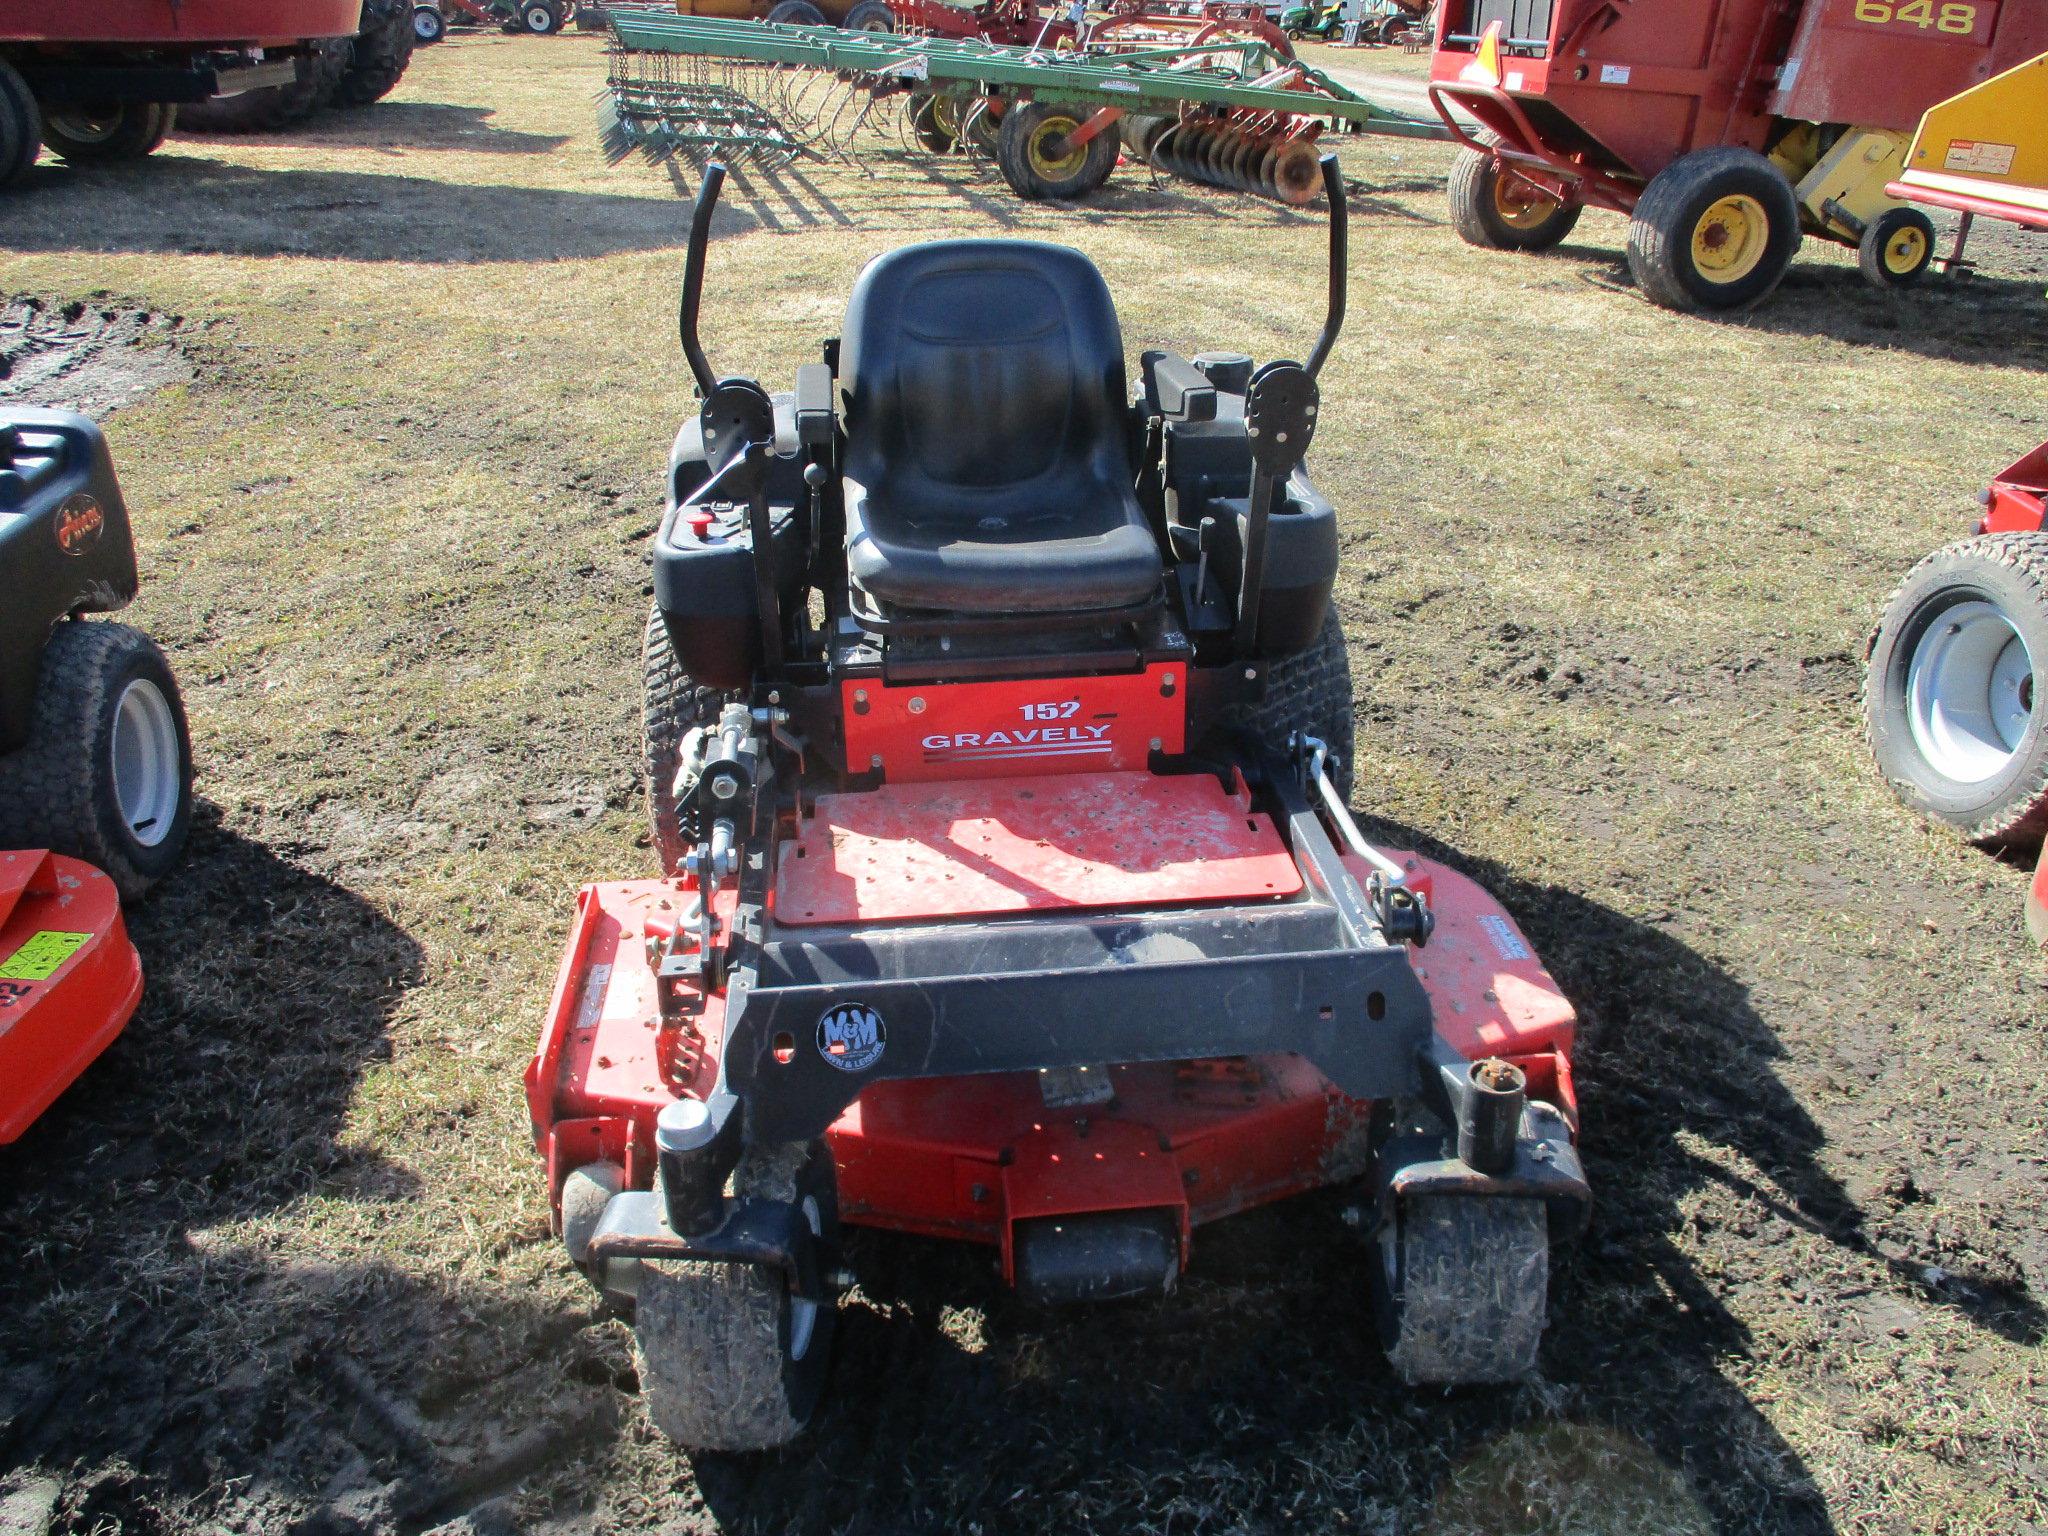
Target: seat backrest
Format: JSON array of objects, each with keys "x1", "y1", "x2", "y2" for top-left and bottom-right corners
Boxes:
[{"x1": 838, "y1": 240, "x2": 1133, "y2": 513}]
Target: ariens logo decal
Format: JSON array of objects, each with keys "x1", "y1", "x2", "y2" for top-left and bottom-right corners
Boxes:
[
  {"x1": 816, "y1": 1001, "x2": 886, "y2": 1072},
  {"x1": 920, "y1": 723, "x2": 1115, "y2": 761},
  {"x1": 54, "y1": 494, "x2": 106, "y2": 557}
]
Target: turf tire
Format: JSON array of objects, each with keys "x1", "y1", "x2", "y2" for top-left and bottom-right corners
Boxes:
[
  {"x1": 1217, "y1": 606, "x2": 1355, "y2": 798},
  {"x1": 0, "y1": 621, "x2": 193, "y2": 902},
  {"x1": 1447, "y1": 132, "x2": 1581, "y2": 252},
  {"x1": 178, "y1": 39, "x2": 350, "y2": 132},
  {"x1": 633, "y1": 1141, "x2": 839, "y2": 1452},
  {"x1": 1625, "y1": 145, "x2": 1800, "y2": 312},
  {"x1": 1374, "y1": 1195, "x2": 1548, "y2": 1384},
  {"x1": 1865, "y1": 533, "x2": 2048, "y2": 849},
  {"x1": 338, "y1": 0, "x2": 418, "y2": 106},
  {"x1": 643, "y1": 604, "x2": 742, "y2": 876},
  {"x1": 41, "y1": 102, "x2": 175, "y2": 163},
  {"x1": 0, "y1": 58, "x2": 43, "y2": 188}
]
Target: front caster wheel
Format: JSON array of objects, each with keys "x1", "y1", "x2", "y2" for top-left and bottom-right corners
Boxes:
[
  {"x1": 1865, "y1": 533, "x2": 2048, "y2": 848},
  {"x1": 1374, "y1": 1195, "x2": 1548, "y2": 1384},
  {"x1": 633, "y1": 1142, "x2": 839, "y2": 1452},
  {"x1": 1859, "y1": 205, "x2": 1936, "y2": 289}
]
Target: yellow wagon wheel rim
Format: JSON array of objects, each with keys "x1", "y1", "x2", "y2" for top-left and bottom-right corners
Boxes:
[
  {"x1": 1027, "y1": 115, "x2": 1088, "y2": 180},
  {"x1": 1690, "y1": 193, "x2": 1770, "y2": 283},
  {"x1": 1884, "y1": 222, "x2": 1930, "y2": 275},
  {"x1": 1493, "y1": 170, "x2": 1563, "y2": 230}
]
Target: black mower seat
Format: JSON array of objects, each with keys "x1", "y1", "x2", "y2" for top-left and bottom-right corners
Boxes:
[{"x1": 838, "y1": 240, "x2": 1161, "y2": 615}]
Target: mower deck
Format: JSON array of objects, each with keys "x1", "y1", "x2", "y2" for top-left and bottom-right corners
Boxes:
[
  {"x1": 0, "y1": 849, "x2": 142, "y2": 1144},
  {"x1": 532, "y1": 812, "x2": 1577, "y2": 1278}
]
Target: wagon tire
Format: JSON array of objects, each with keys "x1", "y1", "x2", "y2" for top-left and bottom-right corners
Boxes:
[
  {"x1": 1215, "y1": 607, "x2": 1355, "y2": 799},
  {"x1": 414, "y1": 4, "x2": 447, "y2": 42},
  {"x1": 1448, "y1": 133, "x2": 1581, "y2": 252},
  {"x1": 844, "y1": 0, "x2": 896, "y2": 30},
  {"x1": 1865, "y1": 533, "x2": 2048, "y2": 849},
  {"x1": 1626, "y1": 145, "x2": 1800, "y2": 311},
  {"x1": 41, "y1": 101, "x2": 176, "y2": 162},
  {"x1": 644, "y1": 604, "x2": 743, "y2": 876},
  {"x1": 0, "y1": 621, "x2": 192, "y2": 902},
  {"x1": 1374, "y1": 1195, "x2": 1548, "y2": 1384},
  {"x1": 521, "y1": 0, "x2": 565, "y2": 33},
  {"x1": 0, "y1": 57, "x2": 44, "y2": 186},
  {"x1": 633, "y1": 1142, "x2": 839, "y2": 1452},
  {"x1": 1859, "y1": 205, "x2": 1935, "y2": 289},
  {"x1": 764, "y1": 0, "x2": 829, "y2": 21}
]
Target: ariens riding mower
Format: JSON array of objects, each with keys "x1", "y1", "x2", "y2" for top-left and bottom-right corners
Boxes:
[
  {"x1": 0, "y1": 408, "x2": 194, "y2": 1143},
  {"x1": 525, "y1": 154, "x2": 1591, "y2": 1451}
]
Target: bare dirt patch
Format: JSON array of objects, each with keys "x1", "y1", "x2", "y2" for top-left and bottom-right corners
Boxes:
[{"x1": 0, "y1": 298, "x2": 194, "y2": 417}]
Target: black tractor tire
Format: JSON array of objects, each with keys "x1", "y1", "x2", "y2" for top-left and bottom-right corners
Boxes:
[
  {"x1": 1216, "y1": 607, "x2": 1356, "y2": 798},
  {"x1": 644, "y1": 605, "x2": 742, "y2": 876},
  {"x1": 413, "y1": 4, "x2": 447, "y2": 42},
  {"x1": 179, "y1": 39, "x2": 350, "y2": 132},
  {"x1": 1376, "y1": 14, "x2": 1408, "y2": 42},
  {"x1": 1865, "y1": 533, "x2": 2048, "y2": 849},
  {"x1": 519, "y1": 0, "x2": 565, "y2": 33},
  {"x1": 634, "y1": 1141, "x2": 840, "y2": 1452},
  {"x1": 844, "y1": 0, "x2": 896, "y2": 29},
  {"x1": 338, "y1": 0, "x2": 417, "y2": 106},
  {"x1": 764, "y1": 0, "x2": 829, "y2": 21},
  {"x1": 1625, "y1": 145, "x2": 1801, "y2": 312},
  {"x1": 1374, "y1": 1195, "x2": 1548, "y2": 1385},
  {"x1": 0, "y1": 621, "x2": 193, "y2": 902},
  {"x1": 996, "y1": 100, "x2": 1118, "y2": 201},
  {"x1": 0, "y1": 57, "x2": 44, "y2": 187},
  {"x1": 40, "y1": 101, "x2": 175, "y2": 163},
  {"x1": 1447, "y1": 133, "x2": 1582, "y2": 252},
  {"x1": 1859, "y1": 205, "x2": 1936, "y2": 290}
]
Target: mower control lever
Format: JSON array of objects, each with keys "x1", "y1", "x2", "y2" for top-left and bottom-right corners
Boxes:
[
  {"x1": 1305, "y1": 152, "x2": 1346, "y2": 381},
  {"x1": 1296, "y1": 733, "x2": 1434, "y2": 948},
  {"x1": 679, "y1": 162, "x2": 727, "y2": 397}
]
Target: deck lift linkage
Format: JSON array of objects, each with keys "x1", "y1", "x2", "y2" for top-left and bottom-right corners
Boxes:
[{"x1": 600, "y1": 10, "x2": 1449, "y2": 202}]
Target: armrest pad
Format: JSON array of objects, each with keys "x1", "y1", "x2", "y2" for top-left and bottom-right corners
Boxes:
[
  {"x1": 794, "y1": 362, "x2": 835, "y2": 449},
  {"x1": 1141, "y1": 350, "x2": 1217, "y2": 424}
]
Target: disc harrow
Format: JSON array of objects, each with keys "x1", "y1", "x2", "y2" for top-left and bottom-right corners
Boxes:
[{"x1": 600, "y1": 11, "x2": 1447, "y2": 202}]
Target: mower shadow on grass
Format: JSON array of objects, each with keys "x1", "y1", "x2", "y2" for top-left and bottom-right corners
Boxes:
[{"x1": 0, "y1": 160, "x2": 749, "y2": 264}]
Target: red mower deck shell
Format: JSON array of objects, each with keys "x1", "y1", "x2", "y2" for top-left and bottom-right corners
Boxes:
[
  {"x1": 0, "y1": 1, "x2": 364, "y2": 45},
  {"x1": 1426, "y1": 0, "x2": 2048, "y2": 213},
  {"x1": 0, "y1": 849, "x2": 142, "y2": 1145},
  {"x1": 526, "y1": 770, "x2": 1579, "y2": 1281}
]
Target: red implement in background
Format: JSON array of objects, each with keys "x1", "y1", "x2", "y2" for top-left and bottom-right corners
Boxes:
[
  {"x1": 1977, "y1": 441, "x2": 2048, "y2": 535},
  {"x1": 0, "y1": 2, "x2": 363, "y2": 45},
  {"x1": 0, "y1": 850, "x2": 142, "y2": 1145}
]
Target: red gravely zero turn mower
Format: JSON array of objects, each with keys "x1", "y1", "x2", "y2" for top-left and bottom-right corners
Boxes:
[
  {"x1": 0, "y1": 409, "x2": 194, "y2": 1143},
  {"x1": 526, "y1": 156, "x2": 1590, "y2": 1450}
]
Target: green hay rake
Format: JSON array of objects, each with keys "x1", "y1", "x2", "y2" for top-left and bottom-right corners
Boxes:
[{"x1": 601, "y1": 11, "x2": 1448, "y2": 202}]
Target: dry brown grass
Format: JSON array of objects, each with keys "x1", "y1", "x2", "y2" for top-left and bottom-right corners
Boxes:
[{"x1": 1, "y1": 26, "x2": 2046, "y2": 1536}]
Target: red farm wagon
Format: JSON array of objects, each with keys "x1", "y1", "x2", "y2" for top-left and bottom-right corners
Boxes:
[{"x1": 1426, "y1": 0, "x2": 2048, "y2": 309}]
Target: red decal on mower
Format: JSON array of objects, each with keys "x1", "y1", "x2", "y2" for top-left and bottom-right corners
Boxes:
[
  {"x1": 842, "y1": 665, "x2": 1186, "y2": 783},
  {"x1": 53, "y1": 494, "x2": 106, "y2": 557}
]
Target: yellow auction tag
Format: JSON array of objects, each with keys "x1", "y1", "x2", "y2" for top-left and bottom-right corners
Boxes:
[{"x1": 0, "y1": 931, "x2": 92, "y2": 981}]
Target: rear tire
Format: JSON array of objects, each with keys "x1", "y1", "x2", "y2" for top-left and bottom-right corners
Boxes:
[
  {"x1": 1625, "y1": 145, "x2": 1800, "y2": 312},
  {"x1": 0, "y1": 58, "x2": 44, "y2": 187},
  {"x1": 40, "y1": 102, "x2": 175, "y2": 163},
  {"x1": 644, "y1": 605, "x2": 742, "y2": 876},
  {"x1": 1375, "y1": 1195, "x2": 1548, "y2": 1384},
  {"x1": 1217, "y1": 606, "x2": 1355, "y2": 798},
  {"x1": 633, "y1": 1142, "x2": 839, "y2": 1452},
  {"x1": 996, "y1": 100, "x2": 1117, "y2": 201},
  {"x1": 0, "y1": 621, "x2": 193, "y2": 902},
  {"x1": 1865, "y1": 533, "x2": 2048, "y2": 848},
  {"x1": 1859, "y1": 206, "x2": 1935, "y2": 289},
  {"x1": 1447, "y1": 134, "x2": 1581, "y2": 252},
  {"x1": 337, "y1": 0, "x2": 418, "y2": 106}
]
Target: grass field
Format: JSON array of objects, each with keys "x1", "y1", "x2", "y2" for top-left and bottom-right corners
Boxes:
[{"x1": 2, "y1": 29, "x2": 2046, "y2": 1536}]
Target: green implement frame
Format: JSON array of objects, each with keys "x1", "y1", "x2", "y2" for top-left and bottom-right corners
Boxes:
[{"x1": 602, "y1": 11, "x2": 1447, "y2": 201}]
